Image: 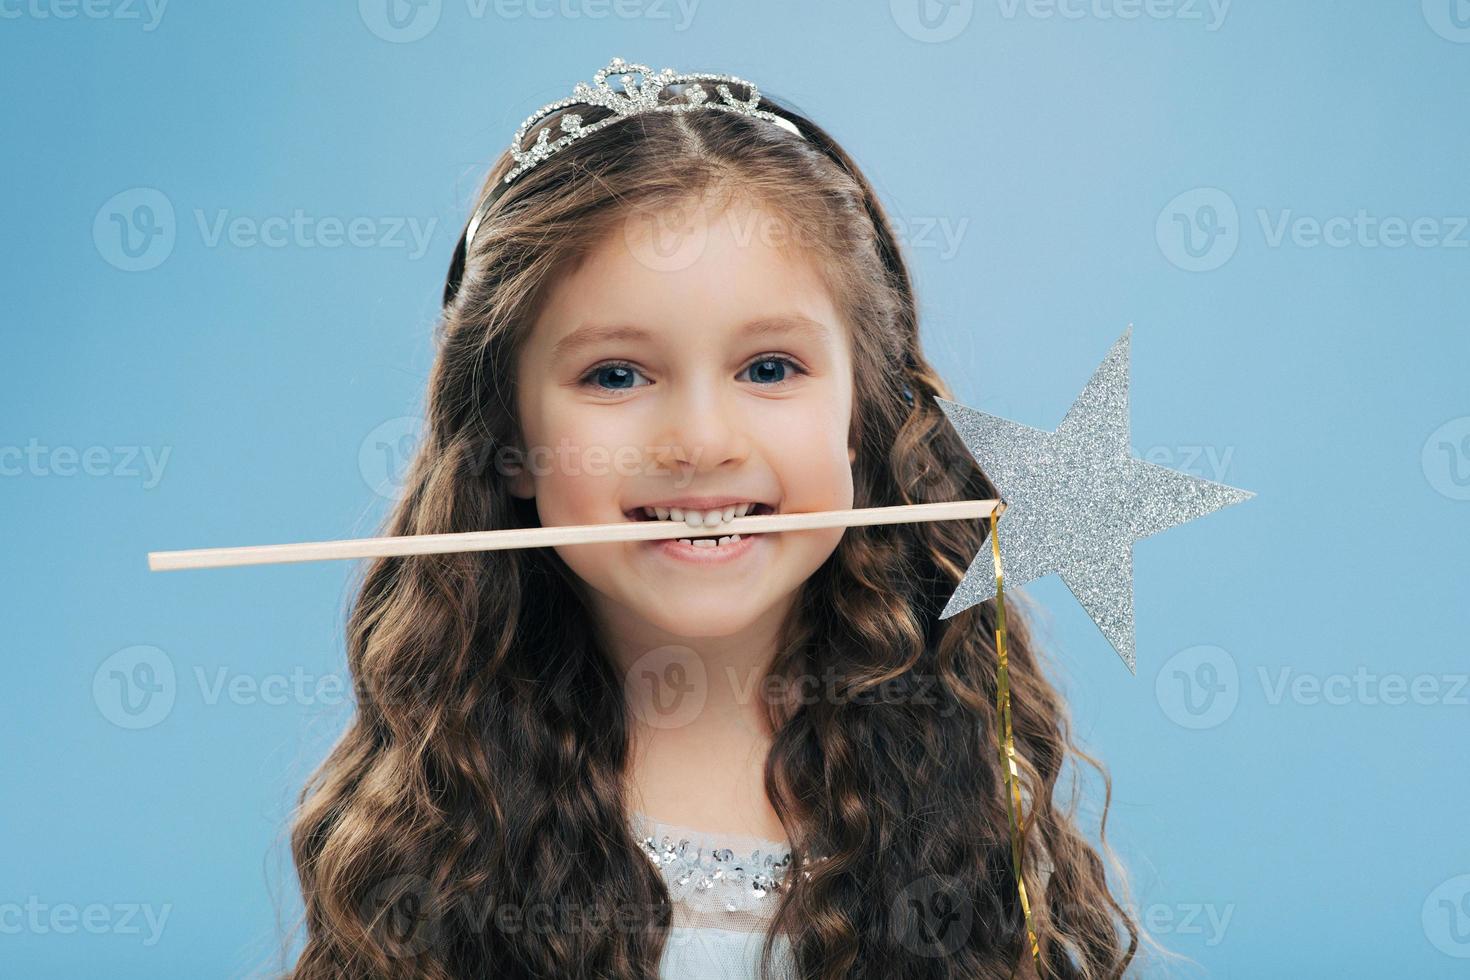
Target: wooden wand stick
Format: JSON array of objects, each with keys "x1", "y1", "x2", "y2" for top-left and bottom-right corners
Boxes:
[{"x1": 148, "y1": 499, "x2": 1005, "y2": 572}]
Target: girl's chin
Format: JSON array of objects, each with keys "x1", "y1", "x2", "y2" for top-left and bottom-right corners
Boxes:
[{"x1": 634, "y1": 605, "x2": 768, "y2": 639}]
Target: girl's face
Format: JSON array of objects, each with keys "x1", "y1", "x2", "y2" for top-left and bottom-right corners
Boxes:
[{"x1": 513, "y1": 195, "x2": 855, "y2": 640}]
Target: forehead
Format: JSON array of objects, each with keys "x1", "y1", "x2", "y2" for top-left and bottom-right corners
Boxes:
[{"x1": 529, "y1": 195, "x2": 846, "y2": 353}]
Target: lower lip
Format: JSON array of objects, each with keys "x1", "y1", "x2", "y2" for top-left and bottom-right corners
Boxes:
[{"x1": 647, "y1": 530, "x2": 761, "y2": 563}]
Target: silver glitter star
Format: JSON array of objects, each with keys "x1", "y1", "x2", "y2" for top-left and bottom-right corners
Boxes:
[{"x1": 937, "y1": 327, "x2": 1254, "y2": 674}]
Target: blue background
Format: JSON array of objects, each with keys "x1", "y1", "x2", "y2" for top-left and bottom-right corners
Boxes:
[{"x1": 3, "y1": 2, "x2": 1467, "y2": 976}]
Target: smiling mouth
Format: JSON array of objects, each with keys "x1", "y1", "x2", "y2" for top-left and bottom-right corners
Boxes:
[{"x1": 625, "y1": 501, "x2": 776, "y2": 549}]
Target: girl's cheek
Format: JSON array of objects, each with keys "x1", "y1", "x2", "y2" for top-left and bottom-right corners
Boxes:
[{"x1": 766, "y1": 414, "x2": 836, "y2": 458}]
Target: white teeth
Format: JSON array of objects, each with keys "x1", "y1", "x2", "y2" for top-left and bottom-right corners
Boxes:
[
  {"x1": 671, "y1": 532, "x2": 743, "y2": 548},
  {"x1": 637, "y1": 502, "x2": 764, "y2": 540},
  {"x1": 644, "y1": 504, "x2": 761, "y2": 525}
]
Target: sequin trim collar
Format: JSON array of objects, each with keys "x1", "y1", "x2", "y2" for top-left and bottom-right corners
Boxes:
[{"x1": 630, "y1": 811, "x2": 823, "y2": 914}]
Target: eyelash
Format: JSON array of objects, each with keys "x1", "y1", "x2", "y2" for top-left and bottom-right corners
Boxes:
[{"x1": 578, "y1": 354, "x2": 807, "y2": 392}]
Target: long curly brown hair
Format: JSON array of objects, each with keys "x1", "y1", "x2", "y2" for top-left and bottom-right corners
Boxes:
[{"x1": 278, "y1": 74, "x2": 1187, "y2": 979}]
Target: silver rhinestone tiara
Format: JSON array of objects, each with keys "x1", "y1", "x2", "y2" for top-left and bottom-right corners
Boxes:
[{"x1": 462, "y1": 56, "x2": 805, "y2": 252}]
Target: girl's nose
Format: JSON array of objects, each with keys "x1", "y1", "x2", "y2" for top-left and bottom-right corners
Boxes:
[{"x1": 655, "y1": 385, "x2": 751, "y2": 473}]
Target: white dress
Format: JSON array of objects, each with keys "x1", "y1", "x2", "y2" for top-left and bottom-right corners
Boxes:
[{"x1": 629, "y1": 810, "x2": 801, "y2": 980}]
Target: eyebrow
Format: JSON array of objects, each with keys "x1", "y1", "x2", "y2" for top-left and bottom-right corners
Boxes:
[{"x1": 549, "y1": 314, "x2": 832, "y2": 361}]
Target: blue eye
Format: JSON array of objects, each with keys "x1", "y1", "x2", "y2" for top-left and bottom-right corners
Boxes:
[
  {"x1": 586, "y1": 363, "x2": 648, "y2": 390},
  {"x1": 740, "y1": 352, "x2": 799, "y2": 382},
  {"x1": 576, "y1": 357, "x2": 805, "y2": 393}
]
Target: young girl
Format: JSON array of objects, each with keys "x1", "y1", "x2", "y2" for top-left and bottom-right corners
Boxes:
[{"x1": 282, "y1": 57, "x2": 1172, "y2": 979}]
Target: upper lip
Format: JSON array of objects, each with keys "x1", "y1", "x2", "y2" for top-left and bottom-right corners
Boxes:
[{"x1": 632, "y1": 495, "x2": 769, "y2": 511}]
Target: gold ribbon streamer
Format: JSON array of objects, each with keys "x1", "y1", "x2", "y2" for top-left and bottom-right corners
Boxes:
[{"x1": 991, "y1": 509, "x2": 1045, "y2": 978}]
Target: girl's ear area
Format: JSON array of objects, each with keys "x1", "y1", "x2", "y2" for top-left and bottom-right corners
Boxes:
[{"x1": 848, "y1": 445, "x2": 857, "y2": 464}]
